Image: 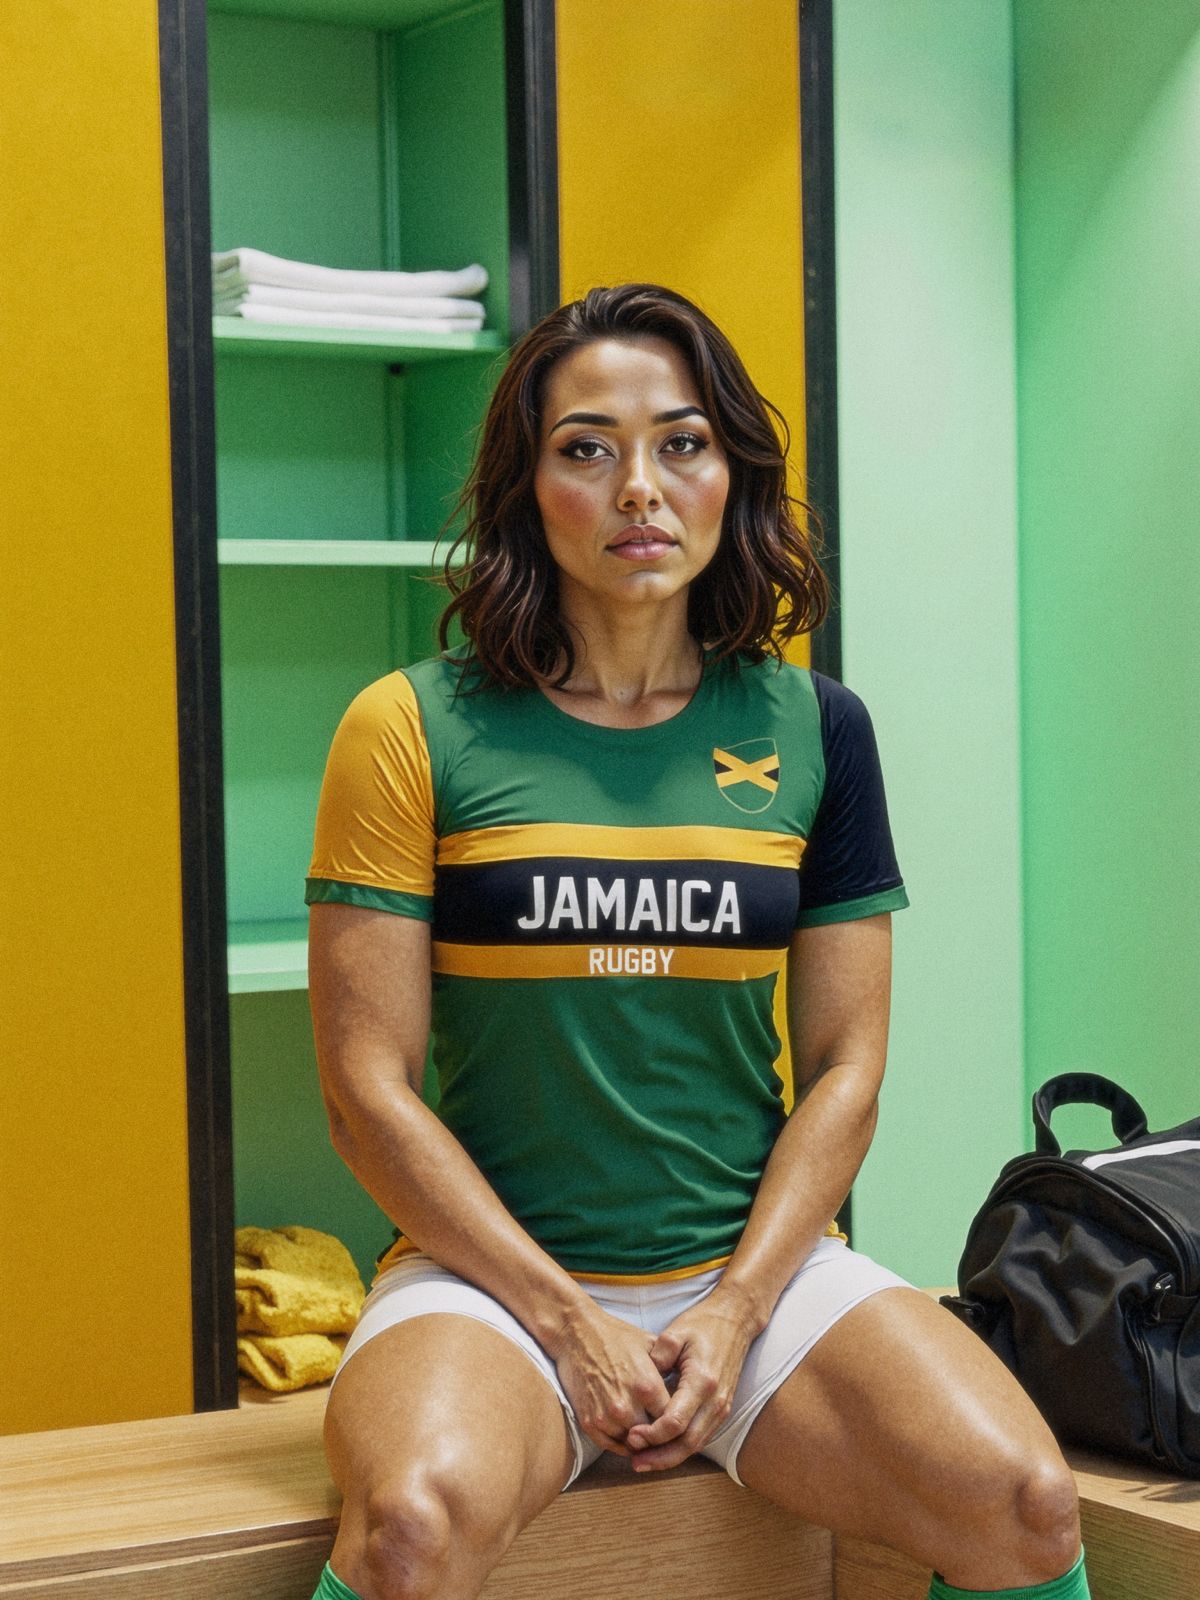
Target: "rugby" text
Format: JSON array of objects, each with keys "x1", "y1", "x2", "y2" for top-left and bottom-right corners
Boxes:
[{"x1": 587, "y1": 946, "x2": 676, "y2": 975}]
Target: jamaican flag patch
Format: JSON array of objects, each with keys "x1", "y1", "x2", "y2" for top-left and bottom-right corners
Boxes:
[{"x1": 713, "y1": 739, "x2": 780, "y2": 814}]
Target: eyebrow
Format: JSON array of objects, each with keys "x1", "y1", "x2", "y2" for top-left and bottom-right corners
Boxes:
[{"x1": 548, "y1": 405, "x2": 708, "y2": 435}]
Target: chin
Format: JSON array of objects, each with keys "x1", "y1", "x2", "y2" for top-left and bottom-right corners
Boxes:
[{"x1": 614, "y1": 569, "x2": 688, "y2": 595}]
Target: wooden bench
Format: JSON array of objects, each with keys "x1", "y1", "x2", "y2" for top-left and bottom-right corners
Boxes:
[
  {"x1": 0, "y1": 1382, "x2": 828, "y2": 1599},
  {"x1": 3, "y1": 1308, "x2": 1198, "y2": 1599}
]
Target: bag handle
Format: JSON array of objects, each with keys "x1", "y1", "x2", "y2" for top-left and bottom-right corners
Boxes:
[{"x1": 1032, "y1": 1072, "x2": 1150, "y2": 1156}]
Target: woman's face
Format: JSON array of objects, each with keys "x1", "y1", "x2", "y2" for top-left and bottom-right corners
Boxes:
[{"x1": 532, "y1": 335, "x2": 730, "y2": 621}]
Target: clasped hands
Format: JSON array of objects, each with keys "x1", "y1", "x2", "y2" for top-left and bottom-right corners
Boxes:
[{"x1": 550, "y1": 1291, "x2": 758, "y2": 1473}]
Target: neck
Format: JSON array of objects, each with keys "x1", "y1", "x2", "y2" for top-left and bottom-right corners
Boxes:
[{"x1": 544, "y1": 593, "x2": 704, "y2": 709}]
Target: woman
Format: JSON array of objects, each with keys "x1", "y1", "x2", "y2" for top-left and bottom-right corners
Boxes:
[{"x1": 303, "y1": 284, "x2": 1091, "y2": 1600}]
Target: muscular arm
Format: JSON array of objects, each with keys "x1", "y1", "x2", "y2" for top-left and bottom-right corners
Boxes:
[
  {"x1": 626, "y1": 911, "x2": 893, "y2": 1468},
  {"x1": 309, "y1": 902, "x2": 581, "y2": 1343},
  {"x1": 308, "y1": 900, "x2": 673, "y2": 1452},
  {"x1": 716, "y1": 910, "x2": 892, "y2": 1326}
]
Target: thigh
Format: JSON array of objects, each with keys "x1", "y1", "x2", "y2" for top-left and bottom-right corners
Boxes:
[
  {"x1": 702, "y1": 1236, "x2": 914, "y2": 1481},
  {"x1": 733, "y1": 1285, "x2": 1071, "y2": 1555},
  {"x1": 325, "y1": 1312, "x2": 577, "y2": 1597}
]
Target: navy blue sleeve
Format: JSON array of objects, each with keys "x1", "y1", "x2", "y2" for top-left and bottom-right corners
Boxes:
[{"x1": 796, "y1": 673, "x2": 910, "y2": 927}]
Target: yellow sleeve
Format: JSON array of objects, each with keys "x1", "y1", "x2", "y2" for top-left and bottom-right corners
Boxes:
[{"x1": 304, "y1": 671, "x2": 436, "y2": 920}]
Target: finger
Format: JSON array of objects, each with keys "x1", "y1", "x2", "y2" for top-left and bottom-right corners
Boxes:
[
  {"x1": 631, "y1": 1436, "x2": 694, "y2": 1471},
  {"x1": 578, "y1": 1417, "x2": 637, "y2": 1457},
  {"x1": 597, "y1": 1433, "x2": 634, "y2": 1457},
  {"x1": 632, "y1": 1372, "x2": 673, "y2": 1419},
  {"x1": 630, "y1": 1396, "x2": 730, "y2": 1472},
  {"x1": 625, "y1": 1413, "x2": 679, "y2": 1450},
  {"x1": 626, "y1": 1372, "x2": 711, "y2": 1450},
  {"x1": 650, "y1": 1329, "x2": 683, "y2": 1372},
  {"x1": 578, "y1": 1395, "x2": 656, "y2": 1458}
]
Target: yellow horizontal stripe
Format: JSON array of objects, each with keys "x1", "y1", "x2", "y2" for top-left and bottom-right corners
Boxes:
[
  {"x1": 568, "y1": 1254, "x2": 734, "y2": 1285},
  {"x1": 374, "y1": 1221, "x2": 847, "y2": 1289},
  {"x1": 437, "y1": 823, "x2": 804, "y2": 869},
  {"x1": 431, "y1": 941, "x2": 787, "y2": 980},
  {"x1": 373, "y1": 1237, "x2": 420, "y2": 1280}
]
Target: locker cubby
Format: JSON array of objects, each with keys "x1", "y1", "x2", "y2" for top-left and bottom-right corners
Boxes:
[{"x1": 206, "y1": 0, "x2": 512, "y2": 1279}]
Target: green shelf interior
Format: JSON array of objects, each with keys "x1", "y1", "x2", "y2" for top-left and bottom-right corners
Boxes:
[
  {"x1": 217, "y1": 537, "x2": 446, "y2": 563},
  {"x1": 213, "y1": 315, "x2": 506, "y2": 361},
  {"x1": 208, "y1": 0, "x2": 507, "y2": 1281},
  {"x1": 227, "y1": 917, "x2": 309, "y2": 993}
]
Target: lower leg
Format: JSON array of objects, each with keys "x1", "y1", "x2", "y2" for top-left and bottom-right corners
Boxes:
[
  {"x1": 311, "y1": 1562, "x2": 362, "y2": 1600},
  {"x1": 929, "y1": 1543, "x2": 1090, "y2": 1599}
]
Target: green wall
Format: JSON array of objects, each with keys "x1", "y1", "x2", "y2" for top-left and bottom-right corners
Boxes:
[
  {"x1": 1013, "y1": 0, "x2": 1200, "y2": 1152},
  {"x1": 833, "y1": 0, "x2": 1024, "y2": 1288},
  {"x1": 835, "y1": 0, "x2": 1200, "y2": 1287}
]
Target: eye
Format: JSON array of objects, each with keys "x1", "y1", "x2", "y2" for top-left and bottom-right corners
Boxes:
[
  {"x1": 557, "y1": 431, "x2": 710, "y2": 462},
  {"x1": 662, "y1": 431, "x2": 709, "y2": 456}
]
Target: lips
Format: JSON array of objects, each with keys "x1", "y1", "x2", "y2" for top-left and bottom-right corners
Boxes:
[{"x1": 608, "y1": 524, "x2": 676, "y2": 549}]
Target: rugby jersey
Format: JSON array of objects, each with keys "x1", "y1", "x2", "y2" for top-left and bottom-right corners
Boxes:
[{"x1": 305, "y1": 645, "x2": 909, "y2": 1285}]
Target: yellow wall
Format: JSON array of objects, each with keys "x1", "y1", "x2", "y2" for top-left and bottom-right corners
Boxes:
[
  {"x1": 556, "y1": 0, "x2": 810, "y2": 1102},
  {"x1": 556, "y1": 0, "x2": 807, "y2": 482},
  {"x1": 0, "y1": 5, "x2": 194, "y2": 1430}
]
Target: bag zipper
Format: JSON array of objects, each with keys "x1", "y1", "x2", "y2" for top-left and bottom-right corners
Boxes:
[
  {"x1": 1124, "y1": 1296, "x2": 1184, "y2": 1473},
  {"x1": 978, "y1": 1157, "x2": 1200, "y2": 1292}
]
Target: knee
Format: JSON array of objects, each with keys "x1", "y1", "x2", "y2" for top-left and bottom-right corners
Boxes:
[
  {"x1": 1012, "y1": 1455, "x2": 1081, "y2": 1578},
  {"x1": 935, "y1": 1450, "x2": 1081, "y2": 1591},
  {"x1": 357, "y1": 1467, "x2": 513, "y2": 1600},
  {"x1": 361, "y1": 1476, "x2": 454, "y2": 1600}
]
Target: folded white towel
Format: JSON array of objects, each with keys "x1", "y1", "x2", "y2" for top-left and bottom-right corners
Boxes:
[
  {"x1": 211, "y1": 282, "x2": 486, "y2": 320},
  {"x1": 214, "y1": 298, "x2": 484, "y2": 328},
  {"x1": 219, "y1": 303, "x2": 490, "y2": 334},
  {"x1": 212, "y1": 247, "x2": 488, "y2": 299}
]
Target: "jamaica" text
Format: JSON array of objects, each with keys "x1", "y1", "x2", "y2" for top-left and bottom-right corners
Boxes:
[{"x1": 516, "y1": 874, "x2": 741, "y2": 935}]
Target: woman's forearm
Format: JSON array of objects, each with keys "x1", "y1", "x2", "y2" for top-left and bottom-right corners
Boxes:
[
  {"x1": 713, "y1": 1060, "x2": 881, "y2": 1336},
  {"x1": 331, "y1": 1074, "x2": 596, "y2": 1355}
]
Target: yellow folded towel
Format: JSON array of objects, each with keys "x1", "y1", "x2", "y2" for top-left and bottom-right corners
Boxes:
[
  {"x1": 235, "y1": 1224, "x2": 365, "y2": 1337},
  {"x1": 237, "y1": 1332, "x2": 347, "y2": 1393}
]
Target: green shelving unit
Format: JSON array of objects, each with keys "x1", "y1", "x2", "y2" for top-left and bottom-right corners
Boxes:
[
  {"x1": 217, "y1": 538, "x2": 444, "y2": 564},
  {"x1": 227, "y1": 918, "x2": 309, "y2": 993},
  {"x1": 206, "y1": 0, "x2": 513, "y2": 1281},
  {"x1": 213, "y1": 315, "x2": 505, "y2": 362}
]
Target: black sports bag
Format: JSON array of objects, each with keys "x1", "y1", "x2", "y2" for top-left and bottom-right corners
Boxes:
[{"x1": 939, "y1": 1072, "x2": 1200, "y2": 1475}]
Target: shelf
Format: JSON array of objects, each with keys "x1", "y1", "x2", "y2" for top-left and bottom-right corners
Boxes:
[
  {"x1": 207, "y1": 0, "x2": 457, "y2": 29},
  {"x1": 212, "y1": 315, "x2": 504, "y2": 364},
  {"x1": 228, "y1": 918, "x2": 308, "y2": 994},
  {"x1": 218, "y1": 538, "x2": 446, "y2": 566}
]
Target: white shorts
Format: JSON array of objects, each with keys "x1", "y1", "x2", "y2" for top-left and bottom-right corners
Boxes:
[{"x1": 331, "y1": 1235, "x2": 917, "y2": 1488}]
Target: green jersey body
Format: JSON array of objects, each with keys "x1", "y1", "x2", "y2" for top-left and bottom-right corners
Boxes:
[{"x1": 306, "y1": 646, "x2": 909, "y2": 1283}]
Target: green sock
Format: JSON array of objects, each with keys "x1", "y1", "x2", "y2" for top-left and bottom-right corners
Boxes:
[
  {"x1": 310, "y1": 1546, "x2": 1091, "y2": 1600},
  {"x1": 311, "y1": 1561, "x2": 363, "y2": 1600},
  {"x1": 929, "y1": 1545, "x2": 1090, "y2": 1600}
]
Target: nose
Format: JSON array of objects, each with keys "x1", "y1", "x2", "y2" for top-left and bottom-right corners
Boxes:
[{"x1": 617, "y1": 442, "x2": 663, "y2": 515}]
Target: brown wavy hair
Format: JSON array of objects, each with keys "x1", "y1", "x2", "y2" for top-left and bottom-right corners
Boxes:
[{"x1": 433, "y1": 282, "x2": 830, "y2": 689}]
